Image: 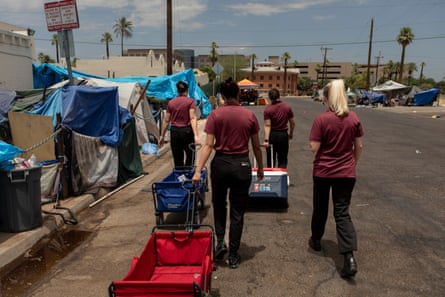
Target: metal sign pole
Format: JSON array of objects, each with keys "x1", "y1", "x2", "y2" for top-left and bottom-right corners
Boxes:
[{"x1": 63, "y1": 30, "x2": 73, "y2": 85}]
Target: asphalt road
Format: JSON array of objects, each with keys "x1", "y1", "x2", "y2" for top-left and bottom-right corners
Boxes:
[{"x1": 14, "y1": 98, "x2": 445, "y2": 297}]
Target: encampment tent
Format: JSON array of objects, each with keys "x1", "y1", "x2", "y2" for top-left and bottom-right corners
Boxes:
[
  {"x1": 32, "y1": 64, "x2": 212, "y2": 118},
  {"x1": 414, "y1": 88, "x2": 439, "y2": 106},
  {"x1": 372, "y1": 80, "x2": 409, "y2": 92}
]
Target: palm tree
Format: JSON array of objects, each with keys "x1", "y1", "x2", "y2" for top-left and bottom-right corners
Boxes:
[
  {"x1": 51, "y1": 34, "x2": 59, "y2": 63},
  {"x1": 209, "y1": 41, "x2": 219, "y2": 66},
  {"x1": 406, "y1": 62, "x2": 417, "y2": 85},
  {"x1": 113, "y1": 17, "x2": 133, "y2": 56},
  {"x1": 397, "y1": 27, "x2": 415, "y2": 82},
  {"x1": 38, "y1": 52, "x2": 54, "y2": 64},
  {"x1": 383, "y1": 60, "x2": 398, "y2": 81},
  {"x1": 250, "y1": 53, "x2": 257, "y2": 80},
  {"x1": 101, "y1": 32, "x2": 113, "y2": 59},
  {"x1": 281, "y1": 51, "x2": 291, "y2": 95}
]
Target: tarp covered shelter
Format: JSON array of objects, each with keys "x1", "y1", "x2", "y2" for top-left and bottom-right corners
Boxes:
[
  {"x1": 32, "y1": 64, "x2": 212, "y2": 118},
  {"x1": 414, "y1": 88, "x2": 439, "y2": 106},
  {"x1": 372, "y1": 80, "x2": 409, "y2": 92}
]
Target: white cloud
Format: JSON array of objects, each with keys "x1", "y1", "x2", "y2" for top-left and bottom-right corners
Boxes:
[
  {"x1": 227, "y1": 0, "x2": 338, "y2": 17},
  {"x1": 116, "y1": 0, "x2": 207, "y2": 30}
]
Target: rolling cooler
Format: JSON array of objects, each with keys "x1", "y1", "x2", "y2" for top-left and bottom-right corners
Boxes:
[{"x1": 249, "y1": 145, "x2": 289, "y2": 208}]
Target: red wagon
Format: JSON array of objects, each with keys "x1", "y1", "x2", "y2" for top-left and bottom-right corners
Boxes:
[{"x1": 108, "y1": 225, "x2": 215, "y2": 297}]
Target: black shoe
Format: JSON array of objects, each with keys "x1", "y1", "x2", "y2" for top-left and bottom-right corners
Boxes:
[
  {"x1": 215, "y1": 241, "x2": 227, "y2": 260},
  {"x1": 308, "y1": 238, "x2": 321, "y2": 251},
  {"x1": 341, "y1": 253, "x2": 358, "y2": 278},
  {"x1": 228, "y1": 253, "x2": 241, "y2": 269}
]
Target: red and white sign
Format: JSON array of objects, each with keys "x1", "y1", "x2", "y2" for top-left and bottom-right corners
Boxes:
[{"x1": 44, "y1": 0, "x2": 79, "y2": 32}]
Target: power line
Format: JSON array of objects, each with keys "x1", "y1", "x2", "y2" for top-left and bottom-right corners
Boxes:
[{"x1": 34, "y1": 35, "x2": 445, "y2": 49}]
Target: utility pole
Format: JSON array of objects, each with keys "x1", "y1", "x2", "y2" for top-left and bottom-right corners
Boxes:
[
  {"x1": 166, "y1": 0, "x2": 173, "y2": 75},
  {"x1": 366, "y1": 18, "x2": 374, "y2": 90},
  {"x1": 375, "y1": 51, "x2": 384, "y2": 86},
  {"x1": 321, "y1": 47, "x2": 332, "y2": 87}
]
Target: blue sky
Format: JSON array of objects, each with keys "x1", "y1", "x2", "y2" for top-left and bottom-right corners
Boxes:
[{"x1": 1, "y1": 0, "x2": 444, "y2": 81}]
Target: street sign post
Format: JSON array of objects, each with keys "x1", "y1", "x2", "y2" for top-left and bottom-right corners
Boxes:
[
  {"x1": 44, "y1": 0, "x2": 79, "y2": 32},
  {"x1": 212, "y1": 63, "x2": 224, "y2": 75},
  {"x1": 44, "y1": 0, "x2": 79, "y2": 85}
]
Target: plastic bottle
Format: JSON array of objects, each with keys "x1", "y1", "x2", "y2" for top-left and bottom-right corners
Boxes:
[{"x1": 29, "y1": 154, "x2": 37, "y2": 167}]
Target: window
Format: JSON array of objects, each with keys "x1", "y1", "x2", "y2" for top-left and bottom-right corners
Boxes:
[
  {"x1": 268, "y1": 84, "x2": 273, "y2": 88},
  {"x1": 260, "y1": 75, "x2": 264, "y2": 80},
  {"x1": 269, "y1": 75, "x2": 273, "y2": 80},
  {"x1": 277, "y1": 76, "x2": 280, "y2": 80}
]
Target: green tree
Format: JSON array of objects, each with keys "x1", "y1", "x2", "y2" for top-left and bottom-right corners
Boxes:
[
  {"x1": 200, "y1": 65, "x2": 216, "y2": 82},
  {"x1": 113, "y1": 17, "x2": 133, "y2": 56},
  {"x1": 404, "y1": 62, "x2": 417, "y2": 85},
  {"x1": 38, "y1": 52, "x2": 55, "y2": 64},
  {"x1": 209, "y1": 41, "x2": 219, "y2": 66},
  {"x1": 297, "y1": 77, "x2": 313, "y2": 95},
  {"x1": 281, "y1": 51, "x2": 291, "y2": 95},
  {"x1": 101, "y1": 32, "x2": 113, "y2": 59},
  {"x1": 51, "y1": 34, "x2": 59, "y2": 63},
  {"x1": 397, "y1": 27, "x2": 415, "y2": 82}
]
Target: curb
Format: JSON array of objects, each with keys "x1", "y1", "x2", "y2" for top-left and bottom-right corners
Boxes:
[{"x1": 0, "y1": 144, "x2": 171, "y2": 273}]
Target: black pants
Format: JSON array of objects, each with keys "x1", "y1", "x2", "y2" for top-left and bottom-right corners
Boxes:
[
  {"x1": 170, "y1": 125, "x2": 194, "y2": 169},
  {"x1": 311, "y1": 177, "x2": 357, "y2": 254},
  {"x1": 211, "y1": 153, "x2": 251, "y2": 254},
  {"x1": 267, "y1": 130, "x2": 289, "y2": 168}
]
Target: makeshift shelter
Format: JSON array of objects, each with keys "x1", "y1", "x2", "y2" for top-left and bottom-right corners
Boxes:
[
  {"x1": 1, "y1": 83, "x2": 145, "y2": 197},
  {"x1": 32, "y1": 64, "x2": 212, "y2": 118},
  {"x1": 372, "y1": 80, "x2": 409, "y2": 92},
  {"x1": 413, "y1": 88, "x2": 439, "y2": 106}
]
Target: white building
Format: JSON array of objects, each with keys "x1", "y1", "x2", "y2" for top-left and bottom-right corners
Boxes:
[{"x1": 0, "y1": 22, "x2": 35, "y2": 90}]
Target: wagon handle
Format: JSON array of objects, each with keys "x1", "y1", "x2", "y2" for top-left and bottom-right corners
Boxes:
[{"x1": 171, "y1": 231, "x2": 193, "y2": 242}]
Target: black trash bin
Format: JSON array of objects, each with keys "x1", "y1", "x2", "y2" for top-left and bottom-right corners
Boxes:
[{"x1": 0, "y1": 166, "x2": 42, "y2": 233}]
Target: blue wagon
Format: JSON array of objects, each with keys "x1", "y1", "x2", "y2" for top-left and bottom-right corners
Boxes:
[{"x1": 152, "y1": 168, "x2": 207, "y2": 225}]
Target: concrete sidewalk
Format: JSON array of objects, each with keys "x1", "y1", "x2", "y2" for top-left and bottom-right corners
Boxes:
[
  {"x1": 0, "y1": 117, "x2": 208, "y2": 276},
  {"x1": 0, "y1": 144, "x2": 170, "y2": 274}
]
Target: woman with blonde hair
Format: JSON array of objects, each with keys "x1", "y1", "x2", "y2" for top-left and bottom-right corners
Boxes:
[{"x1": 308, "y1": 79, "x2": 364, "y2": 278}]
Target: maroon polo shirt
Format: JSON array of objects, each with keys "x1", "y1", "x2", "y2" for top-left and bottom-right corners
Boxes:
[
  {"x1": 205, "y1": 101, "x2": 260, "y2": 155},
  {"x1": 309, "y1": 110, "x2": 364, "y2": 178},
  {"x1": 263, "y1": 101, "x2": 294, "y2": 130},
  {"x1": 167, "y1": 95, "x2": 196, "y2": 127}
]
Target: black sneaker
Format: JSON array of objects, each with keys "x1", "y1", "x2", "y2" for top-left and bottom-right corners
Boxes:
[
  {"x1": 215, "y1": 241, "x2": 227, "y2": 260},
  {"x1": 308, "y1": 237, "x2": 322, "y2": 251},
  {"x1": 228, "y1": 253, "x2": 241, "y2": 269}
]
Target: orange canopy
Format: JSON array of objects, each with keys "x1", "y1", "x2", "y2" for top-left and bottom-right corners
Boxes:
[{"x1": 237, "y1": 79, "x2": 259, "y2": 88}]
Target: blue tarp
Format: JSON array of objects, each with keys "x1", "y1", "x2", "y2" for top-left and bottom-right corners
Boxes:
[
  {"x1": 360, "y1": 91, "x2": 386, "y2": 104},
  {"x1": 32, "y1": 64, "x2": 212, "y2": 118},
  {"x1": 0, "y1": 140, "x2": 22, "y2": 167},
  {"x1": 413, "y1": 88, "x2": 439, "y2": 106},
  {"x1": 61, "y1": 86, "x2": 131, "y2": 147}
]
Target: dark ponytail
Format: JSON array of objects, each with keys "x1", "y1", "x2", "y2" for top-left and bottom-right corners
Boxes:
[
  {"x1": 219, "y1": 77, "x2": 239, "y2": 99},
  {"x1": 176, "y1": 81, "x2": 188, "y2": 94}
]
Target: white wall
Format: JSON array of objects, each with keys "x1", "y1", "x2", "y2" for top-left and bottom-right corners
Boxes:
[{"x1": 0, "y1": 30, "x2": 34, "y2": 90}]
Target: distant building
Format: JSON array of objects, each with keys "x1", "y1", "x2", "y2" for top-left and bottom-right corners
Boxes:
[
  {"x1": 0, "y1": 22, "x2": 35, "y2": 90},
  {"x1": 242, "y1": 61, "x2": 299, "y2": 95}
]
